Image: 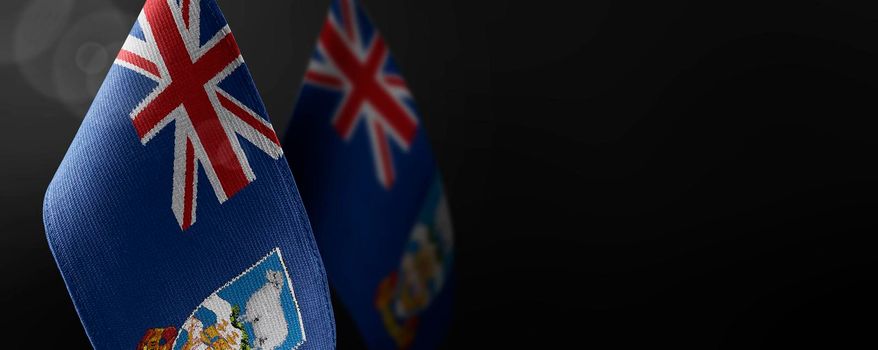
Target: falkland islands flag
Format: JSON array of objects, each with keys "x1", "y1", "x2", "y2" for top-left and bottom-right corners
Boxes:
[
  {"x1": 284, "y1": 0, "x2": 454, "y2": 349},
  {"x1": 43, "y1": 1, "x2": 335, "y2": 349}
]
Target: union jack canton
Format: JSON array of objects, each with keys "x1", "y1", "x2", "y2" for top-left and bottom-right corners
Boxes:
[
  {"x1": 302, "y1": 0, "x2": 419, "y2": 189},
  {"x1": 116, "y1": 0, "x2": 283, "y2": 230}
]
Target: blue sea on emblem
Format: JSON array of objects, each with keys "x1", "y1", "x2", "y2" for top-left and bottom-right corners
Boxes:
[{"x1": 171, "y1": 248, "x2": 306, "y2": 350}]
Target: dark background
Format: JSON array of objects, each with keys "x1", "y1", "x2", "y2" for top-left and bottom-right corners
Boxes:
[{"x1": 2, "y1": 0, "x2": 878, "y2": 348}]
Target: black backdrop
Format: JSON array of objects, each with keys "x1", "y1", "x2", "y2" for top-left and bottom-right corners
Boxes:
[{"x1": 2, "y1": 0, "x2": 877, "y2": 348}]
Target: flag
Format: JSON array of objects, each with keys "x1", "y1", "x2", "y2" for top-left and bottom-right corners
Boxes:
[
  {"x1": 43, "y1": 1, "x2": 335, "y2": 349},
  {"x1": 284, "y1": 0, "x2": 454, "y2": 349}
]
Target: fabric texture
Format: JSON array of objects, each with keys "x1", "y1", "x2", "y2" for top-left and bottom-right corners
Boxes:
[{"x1": 43, "y1": 1, "x2": 335, "y2": 348}]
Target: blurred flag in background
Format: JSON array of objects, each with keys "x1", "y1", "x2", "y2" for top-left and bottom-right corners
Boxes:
[
  {"x1": 43, "y1": 0, "x2": 334, "y2": 349},
  {"x1": 284, "y1": 0, "x2": 454, "y2": 349}
]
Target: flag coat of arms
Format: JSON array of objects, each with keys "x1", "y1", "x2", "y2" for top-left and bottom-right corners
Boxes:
[
  {"x1": 43, "y1": 1, "x2": 335, "y2": 349},
  {"x1": 284, "y1": 1, "x2": 454, "y2": 349}
]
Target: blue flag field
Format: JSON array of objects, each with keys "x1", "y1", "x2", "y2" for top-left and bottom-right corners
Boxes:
[
  {"x1": 285, "y1": 1, "x2": 455, "y2": 348},
  {"x1": 43, "y1": 1, "x2": 335, "y2": 348}
]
